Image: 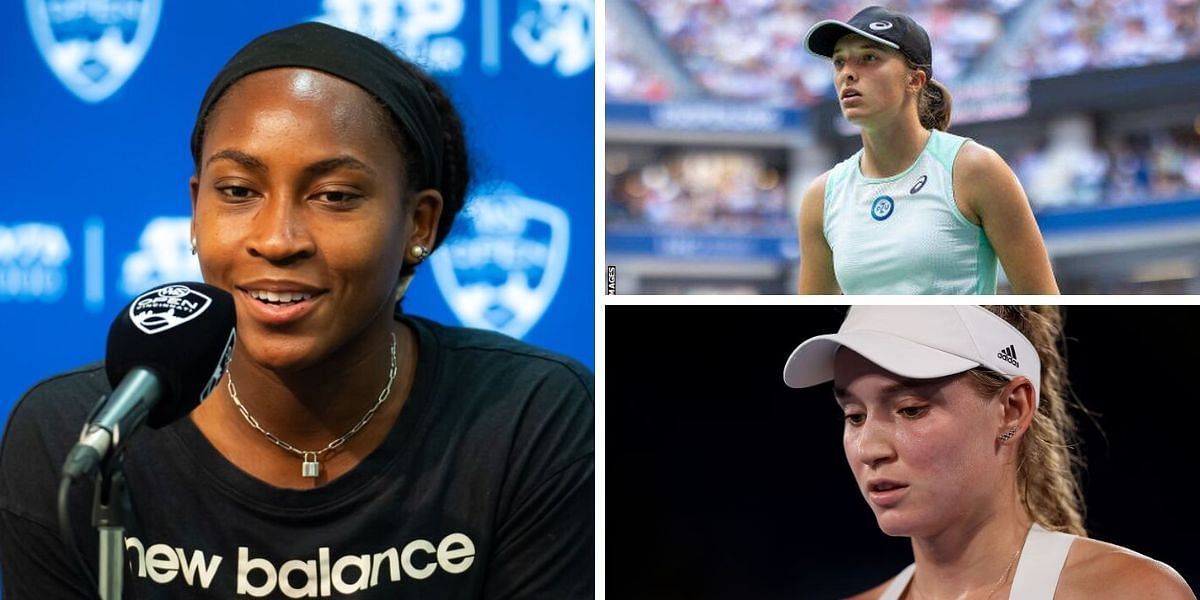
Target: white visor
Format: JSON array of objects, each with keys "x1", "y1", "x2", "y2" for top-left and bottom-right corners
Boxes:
[{"x1": 782, "y1": 306, "x2": 1040, "y2": 408}]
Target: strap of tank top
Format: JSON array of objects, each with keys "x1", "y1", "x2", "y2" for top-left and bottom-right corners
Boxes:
[
  {"x1": 878, "y1": 563, "x2": 916, "y2": 600},
  {"x1": 1009, "y1": 523, "x2": 1075, "y2": 599},
  {"x1": 875, "y1": 524, "x2": 1073, "y2": 600}
]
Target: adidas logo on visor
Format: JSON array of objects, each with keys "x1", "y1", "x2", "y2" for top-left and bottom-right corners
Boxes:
[{"x1": 997, "y1": 345, "x2": 1019, "y2": 368}]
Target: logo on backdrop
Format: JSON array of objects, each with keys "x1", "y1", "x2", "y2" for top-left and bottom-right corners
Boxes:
[
  {"x1": 512, "y1": 0, "x2": 594, "y2": 77},
  {"x1": 129, "y1": 284, "x2": 212, "y2": 335},
  {"x1": 430, "y1": 184, "x2": 569, "y2": 339},
  {"x1": 313, "y1": 0, "x2": 466, "y2": 73},
  {"x1": 122, "y1": 217, "x2": 202, "y2": 297},
  {"x1": 0, "y1": 223, "x2": 71, "y2": 302},
  {"x1": 25, "y1": 0, "x2": 162, "y2": 103}
]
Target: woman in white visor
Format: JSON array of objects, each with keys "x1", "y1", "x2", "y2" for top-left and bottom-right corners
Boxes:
[{"x1": 783, "y1": 306, "x2": 1194, "y2": 599}]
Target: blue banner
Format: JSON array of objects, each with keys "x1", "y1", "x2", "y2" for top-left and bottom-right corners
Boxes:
[
  {"x1": 607, "y1": 231, "x2": 799, "y2": 260},
  {"x1": 606, "y1": 101, "x2": 808, "y2": 132},
  {"x1": 0, "y1": 0, "x2": 595, "y2": 411}
]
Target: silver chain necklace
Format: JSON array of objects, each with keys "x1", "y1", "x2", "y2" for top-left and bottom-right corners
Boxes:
[
  {"x1": 227, "y1": 332, "x2": 397, "y2": 478},
  {"x1": 910, "y1": 544, "x2": 1021, "y2": 600},
  {"x1": 983, "y1": 546, "x2": 1022, "y2": 600}
]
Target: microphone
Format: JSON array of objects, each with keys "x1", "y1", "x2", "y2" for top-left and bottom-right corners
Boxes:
[{"x1": 62, "y1": 282, "x2": 236, "y2": 478}]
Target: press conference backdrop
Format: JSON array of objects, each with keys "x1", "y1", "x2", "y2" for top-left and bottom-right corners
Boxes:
[{"x1": 0, "y1": 0, "x2": 595, "y2": 415}]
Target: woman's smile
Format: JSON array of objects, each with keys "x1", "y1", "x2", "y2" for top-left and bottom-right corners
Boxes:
[{"x1": 237, "y1": 282, "x2": 326, "y2": 327}]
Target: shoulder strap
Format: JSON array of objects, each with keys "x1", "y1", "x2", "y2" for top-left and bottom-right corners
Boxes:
[
  {"x1": 924, "y1": 129, "x2": 971, "y2": 174},
  {"x1": 878, "y1": 564, "x2": 916, "y2": 600},
  {"x1": 824, "y1": 150, "x2": 860, "y2": 202},
  {"x1": 1009, "y1": 524, "x2": 1076, "y2": 599}
]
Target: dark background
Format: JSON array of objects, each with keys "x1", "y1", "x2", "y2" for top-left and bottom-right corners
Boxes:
[{"x1": 607, "y1": 305, "x2": 1199, "y2": 599}]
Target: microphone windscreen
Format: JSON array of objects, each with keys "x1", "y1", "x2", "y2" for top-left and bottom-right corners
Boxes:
[{"x1": 105, "y1": 282, "x2": 237, "y2": 428}]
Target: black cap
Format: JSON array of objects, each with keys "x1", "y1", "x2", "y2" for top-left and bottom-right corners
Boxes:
[{"x1": 805, "y1": 6, "x2": 933, "y2": 78}]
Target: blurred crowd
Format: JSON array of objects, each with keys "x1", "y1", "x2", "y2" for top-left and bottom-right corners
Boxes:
[
  {"x1": 607, "y1": 0, "x2": 1200, "y2": 106},
  {"x1": 1015, "y1": 127, "x2": 1200, "y2": 210},
  {"x1": 1011, "y1": 0, "x2": 1200, "y2": 77},
  {"x1": 606, "y1": 150, "x2": 790, "y2": 231},
  {"x1": 607, "y1": 11, "x2": 673, "y2": 102},
  {"x1": 608, "y1": 0, "x2": 1017, "y2": 106},
  {"x1": 606, "y1": 126, "x2": 1200, "y2": 233}
]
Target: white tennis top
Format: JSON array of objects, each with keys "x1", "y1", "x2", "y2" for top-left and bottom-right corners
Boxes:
[{"x1": 879, "y1": 524, "x2": 1077, "y2": 600}]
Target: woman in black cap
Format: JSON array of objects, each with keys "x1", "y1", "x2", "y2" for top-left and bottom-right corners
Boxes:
[
  {"x1": 796, "y1": 6, "x2": 1059, "y2": 295},
  {"x1": 784, "y1": 306, "x2": 1194, "y2": 599},
  {"x1": 0, "y1": 23, "x2": 593, "y2": 599}
]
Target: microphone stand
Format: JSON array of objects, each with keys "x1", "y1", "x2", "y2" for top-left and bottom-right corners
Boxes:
[{"x1": 92, "y1": 449, "x2": 130, "y2": 600}]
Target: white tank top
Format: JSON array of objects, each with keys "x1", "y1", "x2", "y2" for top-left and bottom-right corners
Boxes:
[
  {"x1": 822, "y1": 129, "x2": 998, "y2": 294},
  {"x1": 879, "y1": 524, "x2": 1077, "y2": 600}
]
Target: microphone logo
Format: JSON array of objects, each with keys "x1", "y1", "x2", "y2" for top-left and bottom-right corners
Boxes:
[{"x1": 129, "y1": 284, "x2": 213, "y2": 335}]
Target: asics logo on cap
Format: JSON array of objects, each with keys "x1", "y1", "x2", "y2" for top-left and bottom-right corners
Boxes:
[
  {"x1": 997, "y1": 345, "x2": 1019, "y2": 368},
  {"x1": 868, "y1": 21, "x2": 894, "y2": 30}
]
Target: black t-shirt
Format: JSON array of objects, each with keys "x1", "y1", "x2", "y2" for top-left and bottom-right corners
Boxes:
[{"x1": 0, "y1": 315, "x2": 594, "y2": 599}]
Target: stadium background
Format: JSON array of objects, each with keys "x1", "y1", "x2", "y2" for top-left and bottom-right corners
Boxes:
[
  {"x1": 0, "y1": 0, "x2": 594, "y2": 417},
  {"x1": 605, "y1": 0, "x2": 1200, "y2": 294}
]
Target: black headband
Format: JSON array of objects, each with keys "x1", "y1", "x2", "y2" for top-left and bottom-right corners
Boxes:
[{"x1": 190, "y1": 22, "x2": 444, "y2": 189}]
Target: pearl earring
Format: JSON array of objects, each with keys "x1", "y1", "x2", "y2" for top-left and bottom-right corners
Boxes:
[{"x1": 409, "y1": 245, "x2": 429, "y2": 262}]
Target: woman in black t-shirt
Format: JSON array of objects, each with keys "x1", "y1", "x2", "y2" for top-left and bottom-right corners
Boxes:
[{"x1": 0, "y1": 22, "x2": 593, "y2": 600}]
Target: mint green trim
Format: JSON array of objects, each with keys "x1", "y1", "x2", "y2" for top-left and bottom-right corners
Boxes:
[
  {"x1": 935, "y1": 130, "x2": 981, "y2": 231},
  {"x1": 927, "y1": 129, "x2": 969, "y2": 174},
  {"x1": 853, "y1": 130, "x2": 937, "y2": 184},
  {"x1": 974, "y1": 228, "x2": 999, "y2": 294},
  {"x1": 826, "y1": 153, "x2": 856, "y2": 200},
  {"x1": 823, "y1": 153, "x2": 857, "y2": 240}
]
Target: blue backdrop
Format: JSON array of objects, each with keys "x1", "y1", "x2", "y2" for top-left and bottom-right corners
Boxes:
[{"x1": 0, "y1": 0, "x2": 595, "y2": 414}]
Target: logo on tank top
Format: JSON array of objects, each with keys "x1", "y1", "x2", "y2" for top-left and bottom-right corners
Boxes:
[
  {"x1": 25, "y1": 0, "x2": 162, "y2": 103},
  {"x1": 871, "y1": 196, "x2": 895, "y2": 221},
  {"x1": 910, "y1": 174, "x2": 928, "y2": 194}
]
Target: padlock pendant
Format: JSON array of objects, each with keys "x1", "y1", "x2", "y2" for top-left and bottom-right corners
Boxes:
[{"x1": 302, "y1": 453, "x2": 320, "y2": 478}]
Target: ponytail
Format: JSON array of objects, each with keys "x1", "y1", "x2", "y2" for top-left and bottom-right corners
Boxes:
[
  {"x1": 970, "y1": 306, "x2": 1087, "y2": 536},
  {"x1": 918, "y1": 78, "x2": 953, "y2": 131}
]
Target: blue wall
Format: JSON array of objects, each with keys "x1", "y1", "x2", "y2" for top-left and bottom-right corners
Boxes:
[{"x1": 0, "y1": 0, "x2": 595, "y2": 412}]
